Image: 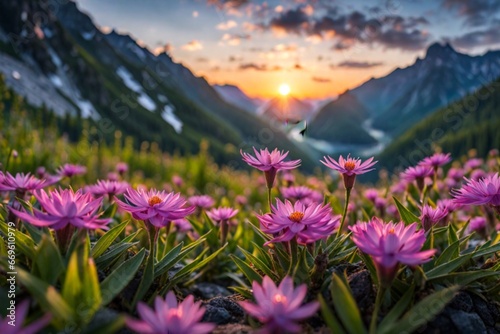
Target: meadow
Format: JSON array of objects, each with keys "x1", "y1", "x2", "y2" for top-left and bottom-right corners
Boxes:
[{"x1": 1, "y1": 102, "x2": 500, "y2": 334}]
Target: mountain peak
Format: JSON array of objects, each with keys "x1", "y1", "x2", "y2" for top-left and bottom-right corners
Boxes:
[{"x1": 425, "y1": 42, "x2": 456, "y2": 58}]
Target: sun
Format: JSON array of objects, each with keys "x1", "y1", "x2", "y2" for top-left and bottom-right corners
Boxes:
[{"x1": 278, "y1": 83, "x2": 291, "y2": 96}]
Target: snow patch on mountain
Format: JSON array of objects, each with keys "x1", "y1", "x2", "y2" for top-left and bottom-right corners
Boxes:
[
  {"x1": 162, "y1": 105, "x2": 183, "y2": 133},
  {"x1": 116, "y1": 66, "x2": 156, "y2": 111}
]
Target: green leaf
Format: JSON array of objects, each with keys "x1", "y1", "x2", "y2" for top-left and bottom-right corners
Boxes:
[
  {"x1": 231, "y1": 254, "x2": 264, "y2": 284},
  {"x1": 91, "y1": 220, "x2": 129, "y2": 258},
  {"x1": 318, "y1": 294, "x2": 347, "y2": 334},
  {"x1": 434, "y1": 239, "x2": 461, "y2": 266},
  {"x1": 428, "y1": 270, "x2": 499, "y2": 285},
  {"x1": 331, "y1": 273, "x2": 367, "y2": 334},
  {"x1": 238, "y1": 246, "x2": 278, "y2": 280},
  {"x1": 472, "y1": 242, "x2": 500, "y2": 259},
  {"x1": 81, "y1": 258, "x2": 102, "y2": 321},
  {"x1": 0, "y1": 220, "x2": 36, "y2": 259},
  {"x1": 377, "y1": 285, "x2": 415, "y2": 332},
  {"x1": 167, "y1": 244, "x2": 228, "y2": 288},
  {"x1": 379, "y1": 286, "x2": 458, "y2": 334},
  {"x1": 95, "y1": 242, "x2": 138, "y2": 269},
  {"x1": 393, "y1": 197, "x2": 419, "y2": 225},
  {"x1": 100, "y1": 248, "x2": 146, "y2": 305},
  {"x1": 32, "y1": 234, "x2": 64, "y2": 285},
  {"x1": 154, "y1": 231, "x2": 209, "y2": 278},
  {"x1": 62, "y1": 249, "x2": 82, "y2": 310},
  {"x1": 16, "y1": 267, "x2": 73, "y2": 323},
  {"x1": 426, "y1": 253, "x2": 473, "y2": 279}
]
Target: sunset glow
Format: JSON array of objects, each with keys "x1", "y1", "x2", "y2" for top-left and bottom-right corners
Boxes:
[{"x1": 278, "y1": 84, "x2": 291, "y2": 96}]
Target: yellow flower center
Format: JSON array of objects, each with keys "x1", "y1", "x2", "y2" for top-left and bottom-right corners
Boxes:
[
  {"x1": 388, "y1": 228, "x2": 395, "y2": 234},
  {"x1": 345, "y1": 161, "x2": 356, "y2": 171},
  {"x1": 288, "y1": 211, "x2": 304, "y2": 223},
  {"x1": 148, "y1": 196, "x2": 162, "y2": 206},
  {"x1": 273, "y1": 294, "x2": 287, "y2": 304}
]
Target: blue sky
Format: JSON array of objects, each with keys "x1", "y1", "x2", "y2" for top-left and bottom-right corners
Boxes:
[{"x1": 76, "y1": 0, "x2": 500, "y2": 98}]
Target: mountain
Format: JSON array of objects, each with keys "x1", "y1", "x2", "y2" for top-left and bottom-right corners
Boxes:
[
  {"x1": 0, "y1": 0, "x2": 316, "y2": 170},
  {"x1": 213, "y1": 84, "x2": 264, "y2": 114},
  {"x1": 309, "y1": 43, "x2": 500, "y2": 148},
  {"x1": 260, "y1": 96, "x2": 315, "y2": 124},
  {"x1": 308, "y1": 92, "x2": 378, "y2": 145},
  {"x1": 379, "y1": 77, "x2": 500, "y2": 172}
]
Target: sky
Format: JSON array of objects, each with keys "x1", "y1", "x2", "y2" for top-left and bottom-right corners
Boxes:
[{"x1": 75, "y1": 0, "x2": 500, "y2": 98}]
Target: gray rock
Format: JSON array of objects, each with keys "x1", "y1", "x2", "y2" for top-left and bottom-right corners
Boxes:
[
  {"x1": 203, "y1": 297, "x2": 245, "y2": 325},
  {"x1": 449, "y1": 310, "x2": 487, "y2": 334},
  {"x1": 450, "y1": 292, "x2": 474, "y2": 313}
]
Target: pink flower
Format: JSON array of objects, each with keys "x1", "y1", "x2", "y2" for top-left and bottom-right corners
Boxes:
[
  {"x1": 452, "y1": 173, "x2": 500, "y2": 210},
  {"x1": 364, "y1": 188, "x2": 379, "y2": 202},
  {"x1": 207, "y1": 207, "x2": 238, "y2": 223},
  {"x1": 468, "y1": 217, "x2": 487, "y2": 236},
  {"x1": 321, "y1": 155, "x2": 377, "y2": 189},
  {"x1": 126, "y1": 291, "x2": 215, "y2": 334},
  {"x1": 239, "y1": 276, "x2": 319, "y2": 334},
  {"x1": 116, "y1": 188, "x2": 195, "y2": 228},
  {"x1": 86, "y1": 180, "x2": 130, "y2": 198},
  {"x1": 10, "y1": 188, "x2": 110, "y2": 230},
  {"x1": 173, "y1": 218, "x2": 192, "y2": 232},
  {"x1": 0, "y1": 172, "x2": 53, "y2": 194},
  {"x1": 116, "y1": 162, "x2": 128, "y2": 175},
  {"x1": 188, "y1": 195, "x2": 215, "y2": 209},
  {"x1": 350, "y1": 218, "x2": 436, "y2": 287},
  {"x1": 172, "y1": 175, "x2": 183, "y2": 188},
  {"x1": 0, "y1": 300, "x2": 51, "y2": 334},
  {"x1": 241, "y1": 147, "x2": 301, "y2": 189},
  {"x1": 257, "y1": 199, "x2": 339, "y2": 244},
  {"x1": 464, "y1": 158, "x2": 483, "y2": 171},
  {"x1": 447, "y1": 168, "x2": 465, "y2": 182},
  {"x1": 57, "y1": 163, "x2": 87, "y2": 178},
  {"x1": 402, "y1": 166, "x2": 433, "y2": 191},
  {"x1": 280, "y1": 186, "x2": 323, "y2": 204},
  {"x1": 419, "y1": 153, "x2": 451, "y2": 169},
  {"x1": 420, "y1": 205, "x2": 448, "y2": 231}
]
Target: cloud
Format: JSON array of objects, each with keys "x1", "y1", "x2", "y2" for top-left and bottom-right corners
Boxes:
[
  {"x1": 312, "y1": 76, "x2": 332, "y2": 83},
  {"x1": 269, "y1": 7, "x2": 310, "y2": 35},
  {"x1": 207, "y1": 0, "x2": 250, "y2": 9},
  {"x1": 153, "y1": 43, "x2": 174, "y2": 55},
  {"x1": 442, "y1": 0, "x2": 500, "y2": 27},
  {"x1": 261, "y1": 6, "x2": 430, "y2": 51},
  {"x1": 216, "y1": 20, "x2": 238, "y2": 30},
  {"x1": 181, "y1": 40, "x2": 203, "y2": 51},
  {"x1": 451, "y1": 24, "x2": 500, "y2": 48},
  {"x1": 222, "y1": 33, "x2": 251, "y2": 46},
  {"x1": 192, "y1": 11, "x2": 199, "y2": 18},
  {"x1": 272, "y1": 43, "x2": 298, "y2": 52},
  {"x1": 334, "y1": 61, "x2": 384, "y2": 68},
  {"x1": 294, "y1": 63, "x2": 304, "y2": 70},
  {"x1": 196, "y1": 57, "x2": 209, "y2": 63},
  {"x1": 238, "y1": 63, "x2": 282, "y2": 71}
]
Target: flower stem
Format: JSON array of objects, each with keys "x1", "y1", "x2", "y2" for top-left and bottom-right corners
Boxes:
[
  {"x1": 370, "y1": 286, "x2": 385, "y2": 334},
  {"x1": 337, "y1": 188, "x2": 351, "y2": 237},
  {"x1": 287, "y1": 238, "x2": 298, "y2": 276},
  {"x1": 267, "y1": 187, "x2": 272, "y2": 212}
]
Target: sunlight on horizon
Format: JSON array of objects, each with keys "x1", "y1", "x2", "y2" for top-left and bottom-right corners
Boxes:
[{"x1": 278, "y1": 84, "x2": 291, "y2": 96}]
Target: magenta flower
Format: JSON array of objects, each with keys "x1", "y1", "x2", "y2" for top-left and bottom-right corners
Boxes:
[
  {"x1": 173, "y1": 218, "x2": 192, "y2": 232},
  {"x1": 280, "y1": 186, "x2": 323, "y2": 204},
  {"x1": 257, "y1": 199, "x2": 339, "y2": 245},
  {"x1": 321, "y1": 154, "x2": 377, "y2": 189},
  {"x1": 468, "y1": 217, "x2": 487, "y2": 236},
  {"x1": 420, "y1": 205, "x2": 448, "y2": 231},
  {"x1": 1, "y1": 300, "x2": 52, "y2": 334},
  {"x1": 115, "y1": 188, "x2": 195, "y2": 228},
  {"x1": 86, "y1": 180, "x2": 130, "y2": 198},
  {"x1": 239, "y1": 276, "x2": 319, "y2": 334},
  {"x1": 452, "y1": 173, "x2": 500, "y2": 213},
  {"x1": 402, "y1": 166, "x2": 434, "y2": 191},
  {"x1": 447, "y1": 168, "x2": 465, "y2": 182},
  {"x1": 364, "y1": 188, "x2": 379, "y2": 202},
  {"x1": 464, "y1": 158, "x2": 483, "y2": 171},
  {"x1": 57, "y1": 163, "x2": 87, "y2": 178},
  {"x1": 116, "y1": 162, "x2": 128, "y2": 175},
  {"x1": 126, "y1": 291, "x2": 215, "y2": 334},
  {"x1": 207, "y1": 207, "x2": 238, "y2": 244},
  {"x1": 350, "y1": 218, "x2": 436, "y2": 287},
  {"x1": 0, "y1": 172, "x2": 53, "y2": 194},
  {"x1": 207, "y1": 207, "x2": 239, "y2": 223},
  {"x1": 172, "y1": 175, "x2": 183, "y2": 188},
  {"x1": 188, "y1": 195, "x2": 215, "y2": 209},
  {"x1": 10, "y1": 188, "x2": 110, "y2": 230},
  {"x1": 419, "y1": 153, "x2": 451, "y2": 169},
  {"x1": 241, "y1": 147, "x2": 301, "y2": 189}
]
